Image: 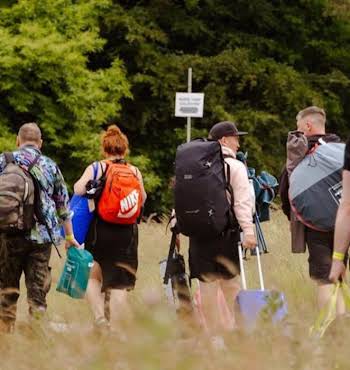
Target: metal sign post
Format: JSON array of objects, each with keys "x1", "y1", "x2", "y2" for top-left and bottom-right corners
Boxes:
[
  {"x1": 175, "y1": 68, "x2": 204, "y2": 142},
  {"x1": 187, "y1": 68, "x2": 192, "y2": 143}
]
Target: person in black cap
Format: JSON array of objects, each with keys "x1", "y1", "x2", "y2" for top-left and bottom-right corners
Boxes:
[
  {"x1": 189, "y1": 121, "x2": 256, "y2": 338},
  {"x1": 209, "y1": 120, "x2": 248, "y2": 139}
]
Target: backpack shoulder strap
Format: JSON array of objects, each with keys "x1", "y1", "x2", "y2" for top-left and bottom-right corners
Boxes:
[
  {"x1": 4, "y1": 152, "x2": 14, "y2": 165},
  {"x1": 225, "y1": 162, "x2": 233, "y2": 201},
  {"x1": 100, "y1": 161, "x2": 108, "y2": 177},
  {"x1": 111, "y1": 158, "x2": 127, "y2": 165},
  {"x1": 223, "y1": 159, "x2": 238, "y2": 230},
  {"x1": 128, "y1": 164, "x2": 140, "y2": 179},
  {"x1": 92, "y1": 162, "x2": 99, "y2": 180},
  {"x1": 223, "y1": 153, "x2": 234, "y2": 159}
]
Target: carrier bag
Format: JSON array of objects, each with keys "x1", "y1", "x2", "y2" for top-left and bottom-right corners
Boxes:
[
  {"x1": 289, "y1": 142, "x2": 345, "y2": 231},
  {"x1": 56, "y1": 247, "x2": 94, "y2": 299},
  {"x1": 237, "y1": 243, "x2": 287, "y2": 330},
  {"x1": 174, "y1": 138, "x2": 235, "y2": 238}
]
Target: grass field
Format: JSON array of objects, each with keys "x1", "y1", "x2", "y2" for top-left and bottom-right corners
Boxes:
[{"x1": 1, "y1": 210, "x2": 349, "y2": 370}]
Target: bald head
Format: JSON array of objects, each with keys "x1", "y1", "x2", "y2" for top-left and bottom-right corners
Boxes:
[{"x1": 17, "y1": 123, "x2": 42, "y2": 148}]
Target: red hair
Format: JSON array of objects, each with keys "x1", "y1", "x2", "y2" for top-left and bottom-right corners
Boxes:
[{"x1": 102, "y1": 125, "x2": 129, "y2": 157}]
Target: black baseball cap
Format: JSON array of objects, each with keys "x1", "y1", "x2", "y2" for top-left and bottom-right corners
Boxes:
[{"x1": 209, "y1": 121, "x2": 248, "y2": 140}]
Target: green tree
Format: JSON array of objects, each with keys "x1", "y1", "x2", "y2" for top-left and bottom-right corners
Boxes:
[
  {"x1": 96, "y1": 0, "x2": 350, "y2": 213},
  {"x1": 0, "y1": 0, "x2": 131, "y2": 186},
  {"x1": 1, "y1": 0, "x2": 350, "y2": 215}
]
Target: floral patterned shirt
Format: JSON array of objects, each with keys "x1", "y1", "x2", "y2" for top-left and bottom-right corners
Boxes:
[{"x1": 0, "y1": 145, "x2": 72, "y2": 245}]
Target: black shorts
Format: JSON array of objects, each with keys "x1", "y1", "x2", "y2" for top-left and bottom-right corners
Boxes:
[
  {"x1": 306, "y1": 228, "x2": 347, "y2": 284},
  {"x1": 189, "y1": 229, "x2": 240, "y2": 282},
  {"x1": 85, "y1": 217, "x2": 138, "y2": 291}
]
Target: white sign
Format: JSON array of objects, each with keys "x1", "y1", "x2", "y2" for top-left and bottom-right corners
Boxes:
[{"x1": 175, "y1": 92, "x2": 204, "y2": 118}]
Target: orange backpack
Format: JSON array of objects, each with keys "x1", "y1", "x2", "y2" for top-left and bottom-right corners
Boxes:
[{"x1": 97, "y1": 160, "x2": 142, "y2": 225}]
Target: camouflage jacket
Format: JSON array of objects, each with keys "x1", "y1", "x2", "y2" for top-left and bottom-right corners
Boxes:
[{"x1": 0, "y1": 145, "x2": 72, "y2": 245}]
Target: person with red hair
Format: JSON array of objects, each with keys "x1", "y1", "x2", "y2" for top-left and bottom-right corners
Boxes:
[{"x1": 74, "y1": 125, "x2": 146, "y2": 334}]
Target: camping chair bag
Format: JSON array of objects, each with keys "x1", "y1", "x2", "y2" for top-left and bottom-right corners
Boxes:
[{"x1": 289, "y1": 142, "x2": 345, "y2": 231}]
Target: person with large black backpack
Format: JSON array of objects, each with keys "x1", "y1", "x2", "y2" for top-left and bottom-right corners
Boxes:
[
  {"x1": 0, "y1": 123, "x2": 78, "y2": 332},
  {"x1": 174, "y1": 121, "x2": 256, "y2": 336}
]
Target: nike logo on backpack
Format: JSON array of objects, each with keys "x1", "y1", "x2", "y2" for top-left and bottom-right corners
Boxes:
[{"x1": 118, "y1": 190, "x2": 140, "y2": 218}]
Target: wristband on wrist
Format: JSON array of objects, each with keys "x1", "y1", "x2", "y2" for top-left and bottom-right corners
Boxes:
[
  {"x1": 65, "y1": 234, "x2": 74, "y2": 241},
  {"x1": 332, "y1": 251, "x2": 345, "y2": 261}
]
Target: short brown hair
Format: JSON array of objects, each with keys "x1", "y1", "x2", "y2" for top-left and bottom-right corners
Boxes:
[
  {"x1": 18, "y1": 122, "x2": 42, "y2": 143},
  {"x1": 102, "y1": 125, "x2": 129, "y2": 157},
  {"x1": 296, "y1": 106, "x2": 326, "y2": 125}
]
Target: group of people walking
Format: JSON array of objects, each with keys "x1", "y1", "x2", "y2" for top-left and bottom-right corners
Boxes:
[
  {"x1": 0, "y1": 123, "x2": 147, "y2": 333},
  {"x1": 0, "y1": 105, "x2": 349, "y2": 340}
]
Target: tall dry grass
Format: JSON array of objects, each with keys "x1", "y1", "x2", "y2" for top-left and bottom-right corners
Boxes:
[{"x1": 1, "y1": 210, "x2": 349, "y2": 370}]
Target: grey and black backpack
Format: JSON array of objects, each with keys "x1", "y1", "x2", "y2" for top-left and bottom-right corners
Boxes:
[
  {"x1": 0, "y1": 152, "x2": 39, "y2": 233},
  {"x1": 289, "y1": 141, "x2": 345, "y2": 231}
]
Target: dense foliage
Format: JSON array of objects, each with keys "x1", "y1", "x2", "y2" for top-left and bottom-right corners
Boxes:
[{"x1": 1, "y1": 0, "x2": 350, "y2": 214}]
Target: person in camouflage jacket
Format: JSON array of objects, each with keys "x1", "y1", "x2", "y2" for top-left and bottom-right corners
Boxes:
[{"x1": 0, "y1": 123, "x2": 79, "y2": 332}]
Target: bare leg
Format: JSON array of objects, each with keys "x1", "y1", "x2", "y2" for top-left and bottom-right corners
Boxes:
[
  {"x1": 199, "y1": 280, "x2": 220, "y2": 334},
  {"x1": 109, "y1": 289, "x2": 129, "y2": 334},
  {"x1": 219, "y1": 276, "x2": 240, "y2": 330},
  {"x1": 85, "y1": 262, "x2": 105, "y2": 321}
]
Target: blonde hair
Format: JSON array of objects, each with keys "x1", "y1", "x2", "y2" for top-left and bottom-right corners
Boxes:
[
  {"x1": 296, "y1": 106, "x2": 326, "y2": 127},
  {"x1": 18, "y1": 122, "x2": 42, "y2": 143},
  {"x1": 102, "y1": 125, "x2": 129, "y2": 157}
]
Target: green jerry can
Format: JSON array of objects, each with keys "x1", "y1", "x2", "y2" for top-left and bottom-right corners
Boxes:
[{"x1": 56, "y1": 247, "x2": 94, "y2": 299}]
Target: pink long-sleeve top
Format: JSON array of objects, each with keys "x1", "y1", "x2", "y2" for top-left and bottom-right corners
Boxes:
[{"x1": 222, "y1": 145, "x2": 255, "y2": 237}]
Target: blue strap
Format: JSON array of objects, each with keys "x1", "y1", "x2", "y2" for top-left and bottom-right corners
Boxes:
[{"x1": 92, "y1": 162, "x2": 99, "y2": 180}]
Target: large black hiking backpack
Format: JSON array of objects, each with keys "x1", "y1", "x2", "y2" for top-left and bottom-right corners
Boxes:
[
  {"x1": 174, "y1": 138, "x2": 236, "y2": 238},
  {"x1": 0, "y1": 152, "x2": 39, "y2": 233}
]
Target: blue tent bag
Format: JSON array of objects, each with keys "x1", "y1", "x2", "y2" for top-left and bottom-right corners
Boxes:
[
  {"x1": 61, "y1": 162, "x2": 100, "y2": 244},
  {"x1": 237, "y1": 244, "x2": 287, "y2": 330},
  {"x1": 70, "y1": 194, "x2": 94, "y2": 245},
  {"x1": 56, "y1": 247, "x2": 94, "y2": 299}
]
